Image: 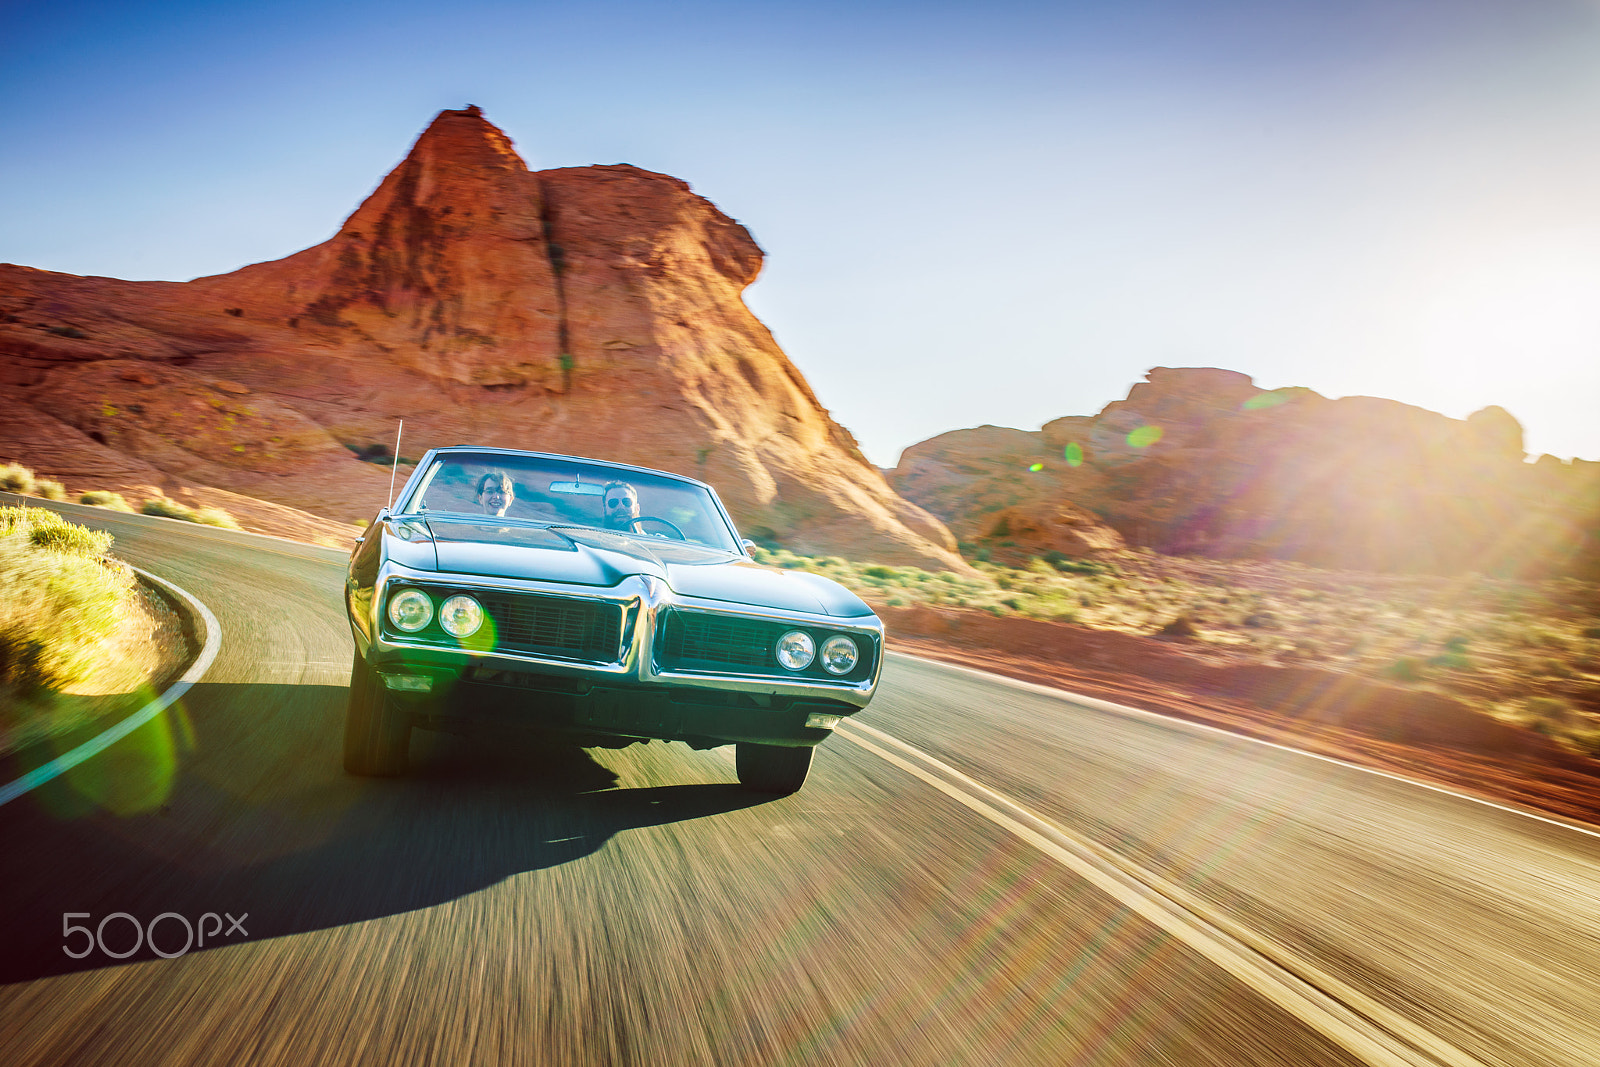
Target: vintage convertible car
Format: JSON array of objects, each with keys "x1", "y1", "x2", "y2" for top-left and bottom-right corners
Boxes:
[{"x1": 344, "y1": 447, "x2": 883, "y2": 793}]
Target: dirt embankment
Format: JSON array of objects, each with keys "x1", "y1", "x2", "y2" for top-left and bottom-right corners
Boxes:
[{"x1": 873, "y1": 602, "x2": 1600, "y2": 828}]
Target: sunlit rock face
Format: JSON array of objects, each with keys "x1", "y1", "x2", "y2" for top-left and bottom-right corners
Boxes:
[
  {"x1": 0, "y1": 107, "x2": 964, "y2": 570},
  {"x1": 891, "y1": 367, "x2": 1599, "y2": 578}
]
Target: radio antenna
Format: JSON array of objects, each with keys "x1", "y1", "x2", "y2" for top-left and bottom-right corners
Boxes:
[{"x1": 386, "y1": 420, "x2": 404, "y2": 510}]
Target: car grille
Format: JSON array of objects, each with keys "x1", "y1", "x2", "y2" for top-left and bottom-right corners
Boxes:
[
  {"x1": 476, "y1": 592, "x2": 624, "y2": 662},
  {"x1": 657, "y1": 610, "x2": 775, "y2": 673}
]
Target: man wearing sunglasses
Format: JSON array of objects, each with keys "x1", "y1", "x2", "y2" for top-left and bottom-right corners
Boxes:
[{"x1": 600, "y1": 480, "x2": 641, "y2": 531}]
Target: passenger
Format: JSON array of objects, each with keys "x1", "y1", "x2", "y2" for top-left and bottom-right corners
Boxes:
[
  {"x1": 601, "y1": 481, "x2": 641, "y2": 531},
  {"x1": 476, "y1": 471, "x2": 515, "y2": 517}
]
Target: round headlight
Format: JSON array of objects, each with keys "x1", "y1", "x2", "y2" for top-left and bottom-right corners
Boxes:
[
  {"x1": 438, "y1": 594, "x2": 484, "y2": 638},
  {"x1": 387, "y1": 588, "x2": 434, "y2": 632},
  {"x1": 820, "y1": 634, "x2": 859, "y2": 675},
  {"x1": 775, "y1": 629, "x2": 815, "y2": 671}
]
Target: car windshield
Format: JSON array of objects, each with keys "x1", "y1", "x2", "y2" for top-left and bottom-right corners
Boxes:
[{"x1": 398, "y1": 452, "x2": 742, "y2": 553}]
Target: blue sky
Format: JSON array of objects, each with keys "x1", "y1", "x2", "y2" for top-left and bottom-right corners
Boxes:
[{"x1": 4, "y1": 0, "x2": 1599, "y2": 466}]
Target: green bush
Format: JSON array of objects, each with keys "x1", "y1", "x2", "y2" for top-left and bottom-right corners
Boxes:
[
  {"x1": 80, "y1": 490, "x2": 134, "y2": 512},
  {"x1": 0, "y1": 463, "x2": 35, "y2": 494},
  {"x1": 34, "y1": 478, "x2": 67, "y2": 501}
]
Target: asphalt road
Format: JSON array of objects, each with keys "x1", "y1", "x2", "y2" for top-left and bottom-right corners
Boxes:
[{"x1": 3, "y1": 501, "x2": 1600, "y2": 1066}]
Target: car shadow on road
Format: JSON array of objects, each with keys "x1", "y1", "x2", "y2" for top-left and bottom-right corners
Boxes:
[{"x1": 0, "y1": 681, "x2": 773, "y2": 984}]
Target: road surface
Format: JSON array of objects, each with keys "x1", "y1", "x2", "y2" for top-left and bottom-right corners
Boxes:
[{"x1": 3, "y1": 500, "x2": 1598, "y2": 1065}]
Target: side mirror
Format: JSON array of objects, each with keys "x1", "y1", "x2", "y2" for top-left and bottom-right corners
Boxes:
[{"x1": 741, "y1": 539, "x2": 757, "y2": 556}]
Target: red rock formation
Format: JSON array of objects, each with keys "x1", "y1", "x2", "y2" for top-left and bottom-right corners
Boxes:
[
  {"x1": 0, "y1": 107, "x2": 964, "y2": 570},
  {"x1": 891, "y1": 367, "x2": 1600, "y2": 578}
]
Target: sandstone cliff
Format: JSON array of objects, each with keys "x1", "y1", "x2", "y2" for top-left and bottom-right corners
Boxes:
[
  {"x1": 891, "y1": 367, "x2": 1599, "y2": 578},
  {"x1": 0, "y1": 107, "x2": 963, "y2": 569}
]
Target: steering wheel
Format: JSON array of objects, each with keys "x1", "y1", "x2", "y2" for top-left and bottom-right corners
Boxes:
[{"x1": 630, "y1": 516, "x2": 686, "y2": 540}]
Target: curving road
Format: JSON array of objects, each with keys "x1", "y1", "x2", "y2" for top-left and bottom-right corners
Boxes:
[{"x1": 3, "y1": 501, "x2": 1600, "y2": 1066}]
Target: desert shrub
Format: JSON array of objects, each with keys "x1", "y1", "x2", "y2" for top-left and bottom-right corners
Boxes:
[
  {"x1": 33, "y1": 479, "x2": 67, "y2": 501},
  {"x1": 863, "y1": 565, "x2": 897, "y2": 580},
  {"x1": 0, "y1": 463, "x2": 35, "y2": 494},
  {"x1": 1156, "y1": 615, "x2": 1198, "y2": 639},
  {"x1": 1583, "y1": 625, "x2": 1600, "y2": 640},
  {"x1": 80, "y1": 490, "x2": 134, "y2": 512},
  {"x1": 192, "y1": 506, "x2": 241, "y2": 530},
  {"x1": 1524, "y1": 696, "x2": 1573, "y2": 723},
  {"x1": 143, "y1": 496, "x2": 198, "y2": 521},
  {"x1": 30, "y1": 521, "x2": 113, "y2": 556},
  {"x1": 143, "y1": 497, "x2": 239, "y2": 527},
  {"x1": 1536, "y1": 657, "x2": 1573, "y2": 679},
  {"x1": 0, "y1": 505, "x2": 112, "y2": 557},
  {"x1": 0, "y1": 521, "x2": 131, "y2": 705}
]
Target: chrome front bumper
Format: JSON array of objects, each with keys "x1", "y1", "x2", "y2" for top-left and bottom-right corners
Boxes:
[{"x1": 352, "y1": 561, "x2": 884, "y2": 709}]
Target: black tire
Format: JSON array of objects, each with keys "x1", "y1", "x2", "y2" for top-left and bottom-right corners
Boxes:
[
  {"x1": 343, "y1": 651, "x2": 411, "y2": 776},
  {"x1": 736, "y1": 742, "x2": 813, "y2": 795}
]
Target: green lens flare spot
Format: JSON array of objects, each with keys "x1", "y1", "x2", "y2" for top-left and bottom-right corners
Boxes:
[
  {"x1": 1243, "y1": 390, "x2": 1291, "y2": 410},
  {"x1": 1127, "y1": 425, "x2": 1163, "y2": 448},
  {"x1": 462, "y1": 613, "x2": 498, "y2": 653},
  {"x1": 1064, "y1": 442, "x2": 1084, "y2": 467},
  {"x1": 1028, "y1": 463, "x2": 1043, "y2": 472}
]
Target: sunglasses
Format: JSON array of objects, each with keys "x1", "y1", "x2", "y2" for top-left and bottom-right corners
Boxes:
[{"x1": 606, "y1": 497, "x2": 633, "y2": 509}]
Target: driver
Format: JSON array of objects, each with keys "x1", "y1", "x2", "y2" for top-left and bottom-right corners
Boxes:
[
  {"x1": 476, "y1": 471, "x2": 515, "y2": 517},
  {"x1": 601, "y1": 481, "x2": 640, "y2": 531}
]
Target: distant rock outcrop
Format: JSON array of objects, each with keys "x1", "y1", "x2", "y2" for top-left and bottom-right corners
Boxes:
[
  {"x1": 891, "y1": 367, "x2": 1599, "y2": 577},
  {"x1": 0, "y1": 107, "x2": 964, "y2": 570}
]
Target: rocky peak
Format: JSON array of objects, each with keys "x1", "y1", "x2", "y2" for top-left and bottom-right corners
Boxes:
[{"x1": 0, "y1": 108, "x2": 968, "y2": 571}]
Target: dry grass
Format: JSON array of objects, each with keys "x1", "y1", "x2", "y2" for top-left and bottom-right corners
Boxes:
[
  {"x1": 0, "y1": 506, "x2": 148, "y2": 749},
  {"x1": 141, "y1": 495, "x2": 242, "y2": 529},
  {"x1": 752, "y1": 546, "x2": 1600, "y2": 753}
]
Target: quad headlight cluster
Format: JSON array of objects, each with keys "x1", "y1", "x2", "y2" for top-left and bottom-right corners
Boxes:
[
  {"x1": 776, "y1": 629, "x2": 860, "y2": 675},
  {"x1": 386, "y1": 588, "x2": 484, "y2": 638}
]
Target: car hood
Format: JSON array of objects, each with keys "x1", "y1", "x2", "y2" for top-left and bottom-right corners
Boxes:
[{"x1": 419, "y1": 519, "x2": 871, "y2": 617}]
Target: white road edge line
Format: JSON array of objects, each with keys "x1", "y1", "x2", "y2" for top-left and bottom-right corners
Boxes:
[
  {"x1": 0, "y1": 565, "x2": 222, "y2": 808},
  {"x1": 835, "y1": 717, "x2": 1483, "y2": 1067},
  {"x1": 888, "y1": 650, "x2": 1600, "y2": 841}
]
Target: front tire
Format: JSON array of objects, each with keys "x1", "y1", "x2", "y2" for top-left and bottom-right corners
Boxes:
[
  {"x1": 343, "y1": 651, "x2": 411, "y2": 776},
  {"x1": 736, "y1": 742, "x2": 813, "y2": 794}
]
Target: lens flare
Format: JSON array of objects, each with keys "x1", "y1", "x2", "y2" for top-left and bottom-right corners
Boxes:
[
  {"x1": 1243, "y1": 390, "x2": 1291, "y2": 410},
  {"x1": 1126, "y1": 425, "x2": 1163, "y2": 448},
  {"x1": 1028, "y1": 463, "x2": 1043, "y2": 472},
  {"x1": 1064, "y1": 442, "x2": 1084, "y2": 467}
]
